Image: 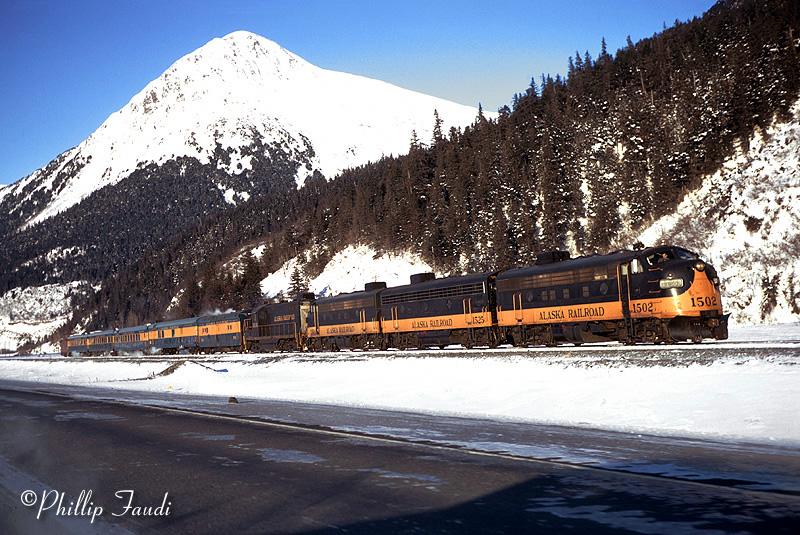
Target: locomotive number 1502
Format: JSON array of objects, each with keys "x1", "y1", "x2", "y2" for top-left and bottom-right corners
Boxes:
[{"x1": 691, "y1": 296, "x2": 718, "y2": 308}]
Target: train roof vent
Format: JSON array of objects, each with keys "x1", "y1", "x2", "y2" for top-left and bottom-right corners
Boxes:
[
  {"x1": 410, "y1": 272, "x2": 436, "y2": 284},
  {"x1": 364, "y1": 281, "x2": 387, "y2": 291},
  {"x1": 535, "y1": 250, "x2": 571, "y2": 265}
]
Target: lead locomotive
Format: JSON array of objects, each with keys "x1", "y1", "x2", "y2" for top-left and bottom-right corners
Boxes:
[{"x1": 63, "y1": 245, "x2": 728, "y2": 355}]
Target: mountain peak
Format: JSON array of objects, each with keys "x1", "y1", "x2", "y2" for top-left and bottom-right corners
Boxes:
[
  {"x1": 161, "y1": 30, "x2": 309, "y2": 88},
  {"x1": 219, "y1": 30, "x2": 286, "y2": 51},
  {"x1": 2, "y1": 31, "x2": 484, "y2": 229}
]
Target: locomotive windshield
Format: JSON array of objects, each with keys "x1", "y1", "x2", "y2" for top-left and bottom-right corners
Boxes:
[{"x1": 673, "y1": 247, "x2": 698, "y2": 260}]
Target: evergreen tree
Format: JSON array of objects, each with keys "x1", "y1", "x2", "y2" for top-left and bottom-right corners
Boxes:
[
  {"x1": 179, "y1": 275, "x2": 203, "y2": 316},
  {"x1": 288, "y1": 264, "x2": 309, "y2": 298},
  {"x1": 432, "y1": 109, "x2": 444, "y2": 144},
  {"x1": 238, "y1": 251, "x2": 262, "y2": 307}
]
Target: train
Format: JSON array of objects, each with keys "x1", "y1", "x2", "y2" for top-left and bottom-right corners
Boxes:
[{"x1": 62, "y1": 245, "x2": 729, "y2": 356}]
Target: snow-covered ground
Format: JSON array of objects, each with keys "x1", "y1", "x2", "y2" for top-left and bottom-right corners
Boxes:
[{"x1": 3, "y1": 324, "x2": 799, "y2": 446}]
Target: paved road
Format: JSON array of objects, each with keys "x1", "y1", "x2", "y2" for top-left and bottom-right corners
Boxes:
[
  {"x1": 4, "y1": 379, "x2": 799, "y2": 495},
  {"x1": 1, "y1": 388, "x2": 798, "y2": 534}
]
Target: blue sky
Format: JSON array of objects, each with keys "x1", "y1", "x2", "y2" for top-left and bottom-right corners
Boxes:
[{"x1": 0, "y1": 0, "x2": 715, "y2": 185}]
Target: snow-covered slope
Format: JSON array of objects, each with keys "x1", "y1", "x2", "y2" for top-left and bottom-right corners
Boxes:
[
  {"x1": 260, "y1": 245, "x2": 437, "y2": 298},
  {"x1": 0, "y1": 281, "x2": 89, "y2": 352},
  {"x1": 3, "y1": 30, "x2": 484, "y2": 229},
  {"x1": 633, "y1": 102, "x2": 800, "y2": 325}
]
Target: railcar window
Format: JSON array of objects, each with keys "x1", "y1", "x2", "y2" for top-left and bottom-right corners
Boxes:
[
  {"x1": 540, "y1": 290, "x2": 548, "y2": 301},
  {"x1": 562, "y1": 288, "x2": 570, "y2": 299},
  {"x1": 581, "y1": 286, "x2": 590, "y2": 297},
  {"x1": 631, "y1": 259, "x2": 644, "y2": 274},
  {"x1": 319, "y1": 297, "x2": 372, "y2": 312},
  {"x1": 592, "y1": 266, "x2": 609, "y2": 280},
  {"x1": 548, "y1": 289, "x2": 556, "y2": 301},
  {"x1": 499, "y1": 266, "x2": 614, "y2": 291}
]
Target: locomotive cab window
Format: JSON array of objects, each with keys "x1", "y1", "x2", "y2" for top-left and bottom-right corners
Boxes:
[
  {"x1": 647, "y1": 250, "x2": 674, "y2": 266},
  {"x1": 631, "y1": 259, "x2": 644, "y2": 274}
]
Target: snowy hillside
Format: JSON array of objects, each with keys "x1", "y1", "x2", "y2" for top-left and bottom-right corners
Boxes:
[
  {"x1": 632, "y1": 102, "x2": 800, "y2": 325},
  {"x1": 0, "y1": 281, "x2": 89, "y2": 352},
  {"x1": 2, "y1": 30, "x2": 484, "y2": 230},
  {"x1": 260, "y1": 245, "x2": 436, "y2": 298}
]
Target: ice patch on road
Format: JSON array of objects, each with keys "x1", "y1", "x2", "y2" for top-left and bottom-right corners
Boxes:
[
  {"x1": 53, "y1": 411, "x2": 125, "y2": 422},
  {"x1": 180, "y1": 433, "x2": 236, "y2": 442},
  {"x1": 358, "y1": 468, "x2": 442, "y2": 485},
  {"x1": 258, "y1": 448, "x2": 324, "y2": 464}
]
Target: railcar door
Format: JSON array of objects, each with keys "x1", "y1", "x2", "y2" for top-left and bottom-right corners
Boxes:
[
  {"x1": 618, "y1": 263, "x2": 633, "y2": 336},
  {"x1": 392, "y1": 306, "x2": 399, "y2": 331},
  {"x1": 463, "y1": 298, "x2": 472, "y2": 326},
  {"x1": 513, "y1": 292, "x2": 524, "y2": 322},
  {"x1": 359, "y1": 309, "x2": 367, "y2": 333}
]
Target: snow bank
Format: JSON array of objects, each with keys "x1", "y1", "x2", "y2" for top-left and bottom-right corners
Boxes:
[
  {"x1": 3, "y1": 340, "x2": 799, "y2": 446},
  {"x1": 261, "y1": 244, "x2": 436, "y2": 297}
]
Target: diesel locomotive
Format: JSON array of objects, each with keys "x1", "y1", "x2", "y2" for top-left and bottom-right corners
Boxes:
[{"x1": 62, "y1": 245, "x2": 729, "y2": 356}]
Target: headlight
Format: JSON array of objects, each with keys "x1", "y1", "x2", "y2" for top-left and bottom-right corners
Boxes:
[
  {"x1": 659, "y1": 278, "x2": 684, "y2": 289},
  {"x1": 694, "y1": 261, "x2": 705, "y2": 271}
]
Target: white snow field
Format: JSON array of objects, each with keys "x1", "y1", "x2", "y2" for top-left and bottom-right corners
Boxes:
[{"x1": 2, "y1": 324, "x2": 799, "y2": 446}]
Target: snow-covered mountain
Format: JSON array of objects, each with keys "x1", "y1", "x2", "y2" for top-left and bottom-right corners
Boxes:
[
  {"x1": 0, "y1": 31, "x2": 486, "y2": 352},
  {"x1": 1, "y1": 30, "x2": 484, "y2": 230}
]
